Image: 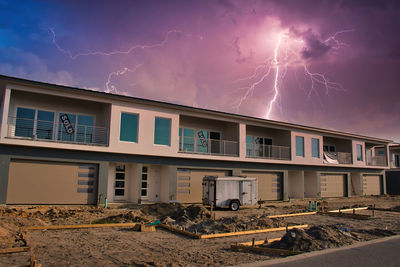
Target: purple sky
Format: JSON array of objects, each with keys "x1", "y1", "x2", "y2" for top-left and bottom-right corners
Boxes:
[{"x1": 1, "y1": 0, "x2": 399, "y2": 141}]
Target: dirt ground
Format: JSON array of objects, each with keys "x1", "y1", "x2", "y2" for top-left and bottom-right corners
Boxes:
[{"x1": 0, "y1": 195, "x2": 399, "y2": 266}]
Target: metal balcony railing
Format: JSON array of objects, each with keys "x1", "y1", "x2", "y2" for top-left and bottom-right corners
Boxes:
[
  {"x1": 7, "y1": 116, "x2": 109, "y2": 146},
  {"x1": 179, "y1": 136, "x2": 239, "y2": 156},
  {"x1": 337, "y1": 152, "x2": 353, "y2": 164},
  {"x1": 367, "y1": 155, "x2": 387, "y2": 166},
  {"x1": 246, "y1": 144, "x2": 290, "y2": 160}
]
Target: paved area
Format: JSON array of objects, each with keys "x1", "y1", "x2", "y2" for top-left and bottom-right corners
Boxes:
[{"x1": 236, "y1": 235, "x2": 400, "y2": 267}]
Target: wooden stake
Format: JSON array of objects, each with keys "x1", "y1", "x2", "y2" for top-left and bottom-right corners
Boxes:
[{"x1": 252, "y1": 238, "x2": 255, "y2": 247}]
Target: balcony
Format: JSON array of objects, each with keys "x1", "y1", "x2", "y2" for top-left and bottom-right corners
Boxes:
[
  {"x1": 246, "y1": 144, "x2": 290, "y2": 160},
  {"x1": 367, "y1": 155, "x2": 387, "y2": 167},
  {"x1": 179, "y1": 136, "x2": 238, "y2": 156},
  {"x1": 7, "y1": 116, "x2": 109, "y2": 146},
  {"x1": 324, "y1": 151, "x2": 353, "y2": 164}
]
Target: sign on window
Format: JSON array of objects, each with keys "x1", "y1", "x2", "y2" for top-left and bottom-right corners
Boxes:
[{"x1": 60, "y1": 114, "x2": 74, "y2": 134}]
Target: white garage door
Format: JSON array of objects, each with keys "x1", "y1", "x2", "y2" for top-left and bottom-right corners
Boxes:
[
  {"x1": 363, "y1": 175, "x2": 381, "y2": 195},
  {"x1": 176, "y1": 169, "x2": 230, "y2": 203},
  {"x1": 242, "y1": 171, "x2": 283, "y2": 200},
  {"x1": 7, "y1": 160, "x2": 98, "y2": 204},
  {"x1": 320, "y1": 174, "x2": 346, "y2": 198}
]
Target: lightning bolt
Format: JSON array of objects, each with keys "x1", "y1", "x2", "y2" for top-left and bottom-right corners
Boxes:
[
  {"x1": 49, "y1": 28, "x2": 203, "y2": 93},
  {"x1": 235, "y1": 29, "x2": 352, "y2": 120},
  {"x1": 105, "y1": 64, "x2": 142, "y2": 94}
]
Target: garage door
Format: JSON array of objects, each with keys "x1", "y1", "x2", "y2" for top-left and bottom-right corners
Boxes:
[
  {"x1": 7, "y1": 160, "x2": 98, "y2": 204},
  {"x1": 176, "y1": 169, "x2": 229, "y2": 203},
  {"x1": 242, "y1": 171, "x2": 282, "y2": 200},
  {"x1": 363, "y1": 175, "x2": 381, "y2": 195},
  {"x1": 320, "y1": 174, "x2": 346, "y2": 198}
]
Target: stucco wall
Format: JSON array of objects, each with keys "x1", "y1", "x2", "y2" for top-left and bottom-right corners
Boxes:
[{"x1": 288, "y1": 170, "x2": 304, "y2": 199}]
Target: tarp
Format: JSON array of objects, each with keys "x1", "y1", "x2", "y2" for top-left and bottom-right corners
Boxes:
[{"x1": 323, "y1": 151, "x2": 339, "y2": 164}]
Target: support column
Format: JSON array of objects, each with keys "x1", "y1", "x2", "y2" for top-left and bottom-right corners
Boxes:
[
  {"x1": 282, "y1": 170, "x2": 289, "y2": 201},
  {"x1": 381, "y1": 171, "x2": 387, "y2": 195},
  {"x1": 346, "y1": 172, "x2": 351, "y2": 197},
  {"x1": 169, "y1": 166, "x2": 177, "y2": 202},
  {"x1": 97, "y1": 161, "x2": 109, "y2": 207},
  {"x1": 0, "y1": 155, "x2": 10, "y2": 204}
]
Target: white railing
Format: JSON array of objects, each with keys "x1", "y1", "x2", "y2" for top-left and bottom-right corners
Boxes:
[
  {"x1": 7, "y1": 116, "x2": 109, "y2": 146},
  {"x1": 246, "y1": 144, "x2": 290, "y2": 160},
  {"x1": 367, "y1": 155, "x2": 387, "y2": 167},
  {"x1": 179, "y1": 136, "x2": 239, "y2": 156}
]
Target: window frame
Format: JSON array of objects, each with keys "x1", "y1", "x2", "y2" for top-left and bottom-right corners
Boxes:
[
  {"x1": 154, "y1": 117, "x2": 171, "y2": 146},
  {"x1": 119, "y1": 112, "x2": 139, "y2": 143},
  {"x1": 295, "y1": 136, "x2": 305, "y2": 157},
  {"x1": 311, "y1": 138, "x2": 320, "y2": 158}
]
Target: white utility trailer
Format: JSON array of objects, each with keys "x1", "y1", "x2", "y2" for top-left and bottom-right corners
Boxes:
[{"x1": 202, "y1": 176, "x2": 258, "y2": 211}]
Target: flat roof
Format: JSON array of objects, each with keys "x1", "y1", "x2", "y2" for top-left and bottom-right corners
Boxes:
[{"x1": 0, "y1": 74, "x2": 392, "y2": 144}]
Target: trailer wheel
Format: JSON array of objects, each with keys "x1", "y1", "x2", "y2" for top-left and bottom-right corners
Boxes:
[{"x1": 229, "y1": 200, "x2": 240, "y2": 211}]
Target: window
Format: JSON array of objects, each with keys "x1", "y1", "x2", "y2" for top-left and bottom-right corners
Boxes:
[
  {"x1": 58, "y1": 113, "x2": 94, "y2": 143},
  {"x1": 246, "y1": 135, "x2": 253, "y2": 156},
  {"x1": 323, "y1": 145, "x2": 336, "y2": 152},
  {"x1": 15, "y1": 107, "x2": 55, "y2": 139},
  {"x1": 296, "y1": 136, "x2": 304, "y2": 157},
  {"x1": 15, "y1": 107, "x2": 35, "y2": 137},
  {"x1": 114, "y1": 165, "x2": 125, "y2": 196},
  {"x1": 141, "y1": 166, "x2": 148, "y2": 197},
  {"x1": 180, "y1": 128, "x2": 195, "y2": 152},
  {"x1": 36, "y1": 110, "x2": 55, "y2": 140},
  {"x1": 120, "y1": 113, "x2": 138, "y2": 142},
  {"x1": 154, "y1": 117, "x2": 171, "y2": 146},
  {"x1": 311, "y1": 138, "x2": 320, "y2": 158},
  {"x1": 357, "y1": 144, "x2": 363, "y2": 161}
]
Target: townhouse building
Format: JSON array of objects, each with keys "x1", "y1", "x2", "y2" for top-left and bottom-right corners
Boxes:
[
  {"x1": 0, "y1": 75, "x2": 391, "y2": 205},
  {"x1": 386, "y1": 144, "x2": 400, "y2": 195}
]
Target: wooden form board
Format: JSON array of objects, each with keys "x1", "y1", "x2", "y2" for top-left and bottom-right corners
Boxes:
[
  {"x1": 231, "y1": 244, "x2": 302, "y2": 256},
  {"x1": 24, "y1": 223, "x2": 138, "y2": 231},
  {"x1": 267, "y1": 212, "x2": 317, "y2": 218},
  {"x1": 0, "y1": 246, "x2": 30, "y2": 254},
  {"x1": 158, "y1": 224, "x2": 308, "y2": 239}
]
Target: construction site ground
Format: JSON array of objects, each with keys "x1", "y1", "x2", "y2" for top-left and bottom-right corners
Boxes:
[{"x1": 0, "y1": 195, "x2": 399, "y2": 266}]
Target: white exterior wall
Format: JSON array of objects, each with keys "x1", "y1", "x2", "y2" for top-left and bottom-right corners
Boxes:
[
  {"x1": 291, "y1": 131, "x2": 323, "y2": 165},
  {"x1": 0, "y1": 82, "x2": 390, "y2": 170}
]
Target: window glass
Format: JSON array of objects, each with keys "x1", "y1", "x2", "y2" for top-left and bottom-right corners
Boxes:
[
  {"x1": 15, "y1": 107, "x2": 35, "y2": 137},
  {"x1": 76, "y1": 115, "x2": 94, "y2": 143},
  {"x1": 246, "y1": 135, "x2": 253, "y2": 156},
  {"x1": 183, "y1": 128, "x2": 195, "y2": 152},
  {"x1": 120, "y1": 113, "x2": 138, "y2": 142},
  {"x1": 154, "y1": 117, "x2": 171, "y2": 146},
  {"x1": 357, "y1": 144, "x2": 363, "y2": 161},
  {"x1": 311, "y1": 138, "x2": 320, "y2": 158},
  {"x1": 36, "y1": 110, "x2": 55, "y2": 140},
  {"x1": 296, "y1": 136, "x2": 304, "y2": 157},
  {"x1": 58, "y1": 113, "x2": 76, "y2": 141}
]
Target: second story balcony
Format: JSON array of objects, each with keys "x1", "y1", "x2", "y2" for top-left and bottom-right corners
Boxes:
[
  {"x1": 246, "y1": 125, "x2": 291, "y2": 160},
  {"x1": 323, "y1": 136, "x2": 353, "y2": 164},
  {"x1": 7, "y1": 116, "x2": 109, "y2": 146},
  {"x1": 365, "y1": 143, "x2": 388, "y2": 167},
  {"x1": 178, "y1": 115, "x2": 239, "y2": 156}
]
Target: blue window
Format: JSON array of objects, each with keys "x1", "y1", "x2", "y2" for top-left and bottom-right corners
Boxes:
[
  {"x1": 296, "y1": 136, "x2": 304, "y2": 157},
  {"x1": 15, "y1": 107, "x2": 35, "y2": 137},
  {"x1": 246, "y1": 135, "x2": 253, "y2": 156},
  {"x1": 76, "y1": 115, "x2": 94, "y2": 143},
  {"x1": 120, "y1": 113, "x2": 138, "y2": 142},
  {"x1": 180, "y1": 128, "x2": 194, "y2": 152},
  {"x1": 357, "y1": 144, "x2": 363, "y2": 161},
  {"x1": 311, "y1": 138, "x2": 320, "y2": 158},
  {"x1": 154, "y1": 117, "x2": 171, "y2": 146},
  {"x1": 36, "y1": 110, "x2": 55, "y2": 140}
]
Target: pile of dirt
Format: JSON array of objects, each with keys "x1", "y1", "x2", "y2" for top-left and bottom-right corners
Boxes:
[
  {"x1": 165, "y1": 214, "x2": 284, "y2": 234},
  {"x1": 93, "y1": 210, "x2": 146, "y2": 224},
  {"x1": 267, "y1": 225, "x2": 357, "y2": 252},
  {"x1": 390, "y1": 205, "x2": 400, "y2": 212},
  {"x1": 140, "y1": 203, "x2": 185, "y2": 219}
]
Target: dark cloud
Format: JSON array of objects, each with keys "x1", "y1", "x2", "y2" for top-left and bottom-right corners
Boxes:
[{"x1": 290, "y1": 27, "x2": 331, "y2": 59}]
